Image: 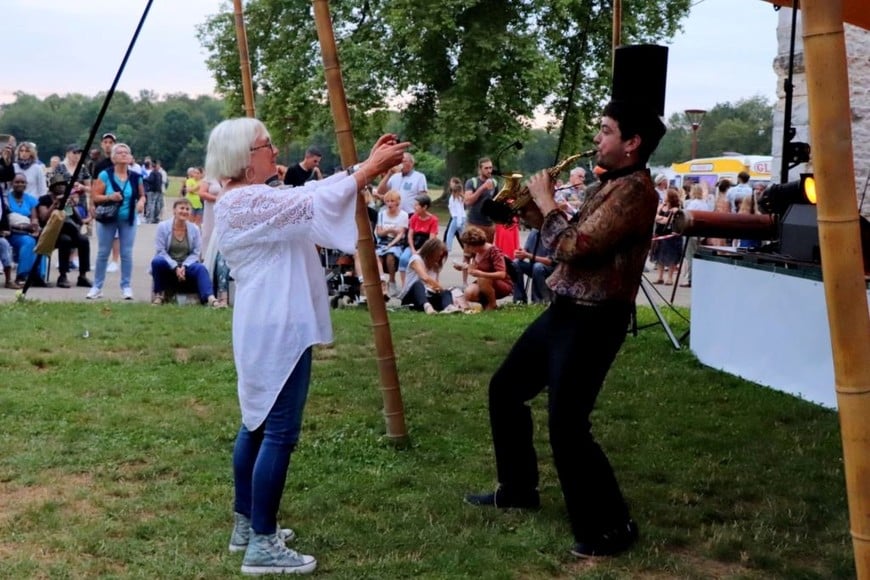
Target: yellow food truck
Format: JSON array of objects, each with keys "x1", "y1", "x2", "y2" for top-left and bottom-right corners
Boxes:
[{"x1": 670, "y1": 155, "x2": 772, "y2": 191}]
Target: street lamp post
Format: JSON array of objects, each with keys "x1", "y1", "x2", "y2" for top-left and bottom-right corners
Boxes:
[{"x1": 685, "y1": 108, "x2": 707, "y2": 160}]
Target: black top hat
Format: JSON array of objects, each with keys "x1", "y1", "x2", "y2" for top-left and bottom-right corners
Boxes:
[{"x1": 611, "y1": 45, "x2": 668, "y2": 117}]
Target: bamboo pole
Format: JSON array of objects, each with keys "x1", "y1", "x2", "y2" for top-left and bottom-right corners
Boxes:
[
  {"x1": 312, "y1": 0, "x2": 409, "y2": 444},
  {"x1": 232, "y1": 0, "x2": 256, "y2": 118},
  {"x1": 801, "y1": 2, "x2": 870, "y2": 577}
]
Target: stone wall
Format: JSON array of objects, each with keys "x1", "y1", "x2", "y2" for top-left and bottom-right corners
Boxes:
[{"x1": 772, "y1": 9, "x2": 870, "y2": 215}]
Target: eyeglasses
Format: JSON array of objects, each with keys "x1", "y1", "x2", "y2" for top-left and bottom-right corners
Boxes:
[{"x1": 250, "y1": 139, "x2": 274, "y2": 153}]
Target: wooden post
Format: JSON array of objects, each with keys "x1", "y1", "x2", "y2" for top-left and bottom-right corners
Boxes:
[
  {"x1": 232, "y1": 0, "x2": 256, "y2": 118},
  {"x1": 312, "y1": 0, "x2": 409, "y2": 444},
  {"x1": 801, "y1": 1, "x2": 870, "y2": 577}
]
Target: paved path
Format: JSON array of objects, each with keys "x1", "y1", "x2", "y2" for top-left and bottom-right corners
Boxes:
[{"x1": 0, "y1": 217, "x2": 692, "y2": 310}]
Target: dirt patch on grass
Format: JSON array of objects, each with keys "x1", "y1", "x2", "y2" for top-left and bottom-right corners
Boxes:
[
  {"x1": 0, "y1": 472, "x2": 99, "y2": 525},
  {"x1": 174, "y1": 348, "x2": 190, "y2": 363}
]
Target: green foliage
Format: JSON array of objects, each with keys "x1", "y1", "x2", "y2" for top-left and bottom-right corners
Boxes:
[
  {"x1": 651, "y1": 96, "x2": 774, "y2": 165},
  {"x1": 197, "y1": 0, "x2": 692, "y2": 182},
  {"x1": 0, "y1": 92, "x2": 225, "y2": 174},
  {"x1": 0, "y1": 302, "x2": 853, "y2": 578}
]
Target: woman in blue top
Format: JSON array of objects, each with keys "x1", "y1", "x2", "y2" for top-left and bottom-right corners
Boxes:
[{"x1": 87, "y1": 143, "x2": 145, "y2": 300}]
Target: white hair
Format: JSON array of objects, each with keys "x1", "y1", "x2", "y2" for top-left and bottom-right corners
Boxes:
[
  {"x1": 570, "y1": 167, "x2": 585, "y2": 178},
  {"x1": 110, "y1": 142, "x2": 132, "y2": 162},
  {"x1": 205, "y1": 118, "x2": 267, "y2": 183}
]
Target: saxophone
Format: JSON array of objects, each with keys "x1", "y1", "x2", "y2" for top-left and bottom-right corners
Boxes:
[{"x1": 484, "y1": 149, "x2": 596, "y2": 224}]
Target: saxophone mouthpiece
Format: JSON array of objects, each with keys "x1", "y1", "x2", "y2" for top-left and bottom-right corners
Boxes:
[{"x1": 580, "y1": 148, "x2": 597, "y2": 158}]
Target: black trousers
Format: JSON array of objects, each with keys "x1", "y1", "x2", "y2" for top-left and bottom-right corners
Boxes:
[
  {"x1": 400, "y1": 280, "x2": 453, "y2": 311},
  {"x1": 55, "y1": 221, "x2": 90, "y2": 275},
  {"x1": 488, "y1": 296, "x2": 632, "y2": 542}
]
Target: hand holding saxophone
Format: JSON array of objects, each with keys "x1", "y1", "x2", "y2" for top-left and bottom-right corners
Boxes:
[{"x1": 527, "y1": 170, "x2": 557, "y2": 217}]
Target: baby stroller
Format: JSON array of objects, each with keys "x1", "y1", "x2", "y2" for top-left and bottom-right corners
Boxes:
[{"x1": 321, "y1": 248, "x2": 360, "y2": 308}]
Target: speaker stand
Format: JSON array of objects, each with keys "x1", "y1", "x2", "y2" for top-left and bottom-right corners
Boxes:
[{"x1": 629, "y1": 274, "x2": 689, "y2": 350}]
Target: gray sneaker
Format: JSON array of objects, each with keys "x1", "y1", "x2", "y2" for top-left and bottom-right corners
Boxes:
[
  {"x1": 229, "y1": 512, "x2": 297, "y2": 553},
  {"x1": 241, "y1": 533, "x2": 316, "y2": 575}
]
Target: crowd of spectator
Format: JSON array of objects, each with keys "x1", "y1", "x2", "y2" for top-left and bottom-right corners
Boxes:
[{"x1": 3, "y1": 130, "x2": 732, "y2": 311}]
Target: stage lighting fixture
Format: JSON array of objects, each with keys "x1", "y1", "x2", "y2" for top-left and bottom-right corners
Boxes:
[
  {"x1": 802, "y1": 173, "x2": 817, "y2": 204},
  {"x1": 758, "y1": 173, "x2": 817, "y2": 215}
]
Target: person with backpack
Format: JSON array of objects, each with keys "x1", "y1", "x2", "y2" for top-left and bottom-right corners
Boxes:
[
  {"x1": 464, "y1": 156, "x2": 498, "y2": 243},
  {"x1": 86, "y1": 142, "x2": 146, "y2": 300}
]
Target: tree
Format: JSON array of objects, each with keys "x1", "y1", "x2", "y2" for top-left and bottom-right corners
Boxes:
[
  {"x1": 0, "y1": 92, "x2": 226, "y2": 174},
  {"x1": 650, "y1": 96, "x2": 775, "y2": 166},
  {"x1": 197, "y1": 0, "x2": 691, "y2": 183}
]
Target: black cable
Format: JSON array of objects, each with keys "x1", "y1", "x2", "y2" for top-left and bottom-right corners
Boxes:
[{"x1": 23, "y1": 0, "x2": 155, "y2": 295}]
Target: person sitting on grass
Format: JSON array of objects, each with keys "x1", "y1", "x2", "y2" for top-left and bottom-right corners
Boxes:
[
  {"x1": 398, "y1": 238, "x2": 457, "y2": 314},
  {"x1": 455, "y1": 225, "x2": 511, "y2": 311},
  {"x1": 150, "y1": 198, "x2": 223, "y2": 307}
]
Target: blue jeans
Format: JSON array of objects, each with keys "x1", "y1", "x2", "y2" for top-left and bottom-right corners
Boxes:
[
  {"x1": 400, "y1": 280, "x2": 453, "y2": 312},
  {"x1": 94, "y1": 219, "x2": 137, "y2": 290},
  {"x1": 444, "y1": 217, "x2": 465, "y2": 252},
  {"x1": 398, "y1": 246, "x2": 413, "y2": 273},
  {"x1": 511, "y1": 259, "x2": 554, "y2": 304},
  {"x1": 9, "y1": 232, "x2": 37, "y2": 279},
  {"x1": 0, "y1": 237, "x2": 11, "y2": 268},
  {"x1": 233, "y1": 348, "x2": 312, "y2": 534},
  {"x1": 150, "y1": 258, "x2": 214, "y2": 302}
]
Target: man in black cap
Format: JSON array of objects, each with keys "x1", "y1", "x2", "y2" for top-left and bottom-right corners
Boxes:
[
  {"x1": 93, "y1": 133, "x2": 117, "y2": 178},
  {"x1": 37, "y1": 173, "x2": 92, "y2": 288}
]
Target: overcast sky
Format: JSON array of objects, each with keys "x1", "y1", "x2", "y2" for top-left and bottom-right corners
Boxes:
[{"x1": 3, "y1": 0, "x2": 781, "y2": 120}]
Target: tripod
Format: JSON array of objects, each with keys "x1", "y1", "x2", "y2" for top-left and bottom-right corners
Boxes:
[{"x1": 629, "y1": 274, "x2": 690, "y2": 350}]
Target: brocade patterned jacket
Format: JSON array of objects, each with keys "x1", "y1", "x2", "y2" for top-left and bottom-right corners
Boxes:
[{"x1": 541, "y1": 166, "x2": 658, "y2": 306}]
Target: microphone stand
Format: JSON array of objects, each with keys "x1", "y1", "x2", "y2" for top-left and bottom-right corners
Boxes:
[{"x1": 493, "y1": 140, "x2": 523, "y2": 176}]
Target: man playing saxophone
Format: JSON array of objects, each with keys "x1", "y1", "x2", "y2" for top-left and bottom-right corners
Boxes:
[{"x1": 466, "y1": 99, "x2": 666, "y2": 558}]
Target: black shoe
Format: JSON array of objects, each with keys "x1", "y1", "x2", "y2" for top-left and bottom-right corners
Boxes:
[
  {"x1": 465, "y1": 487, "x2": 540, "y2": 510},
  {"x1": 571, "y1": 519, "x2": 639, "y2": 558},
  {"x1": 30, "y1": 277, "x2": 48, "y2": 288},
  {"x1": 76, "y1": 276, "x2": 93, "y2": 288},
  {"x1": 56, "y1": 274, "x2": 71, "y2": 288}
]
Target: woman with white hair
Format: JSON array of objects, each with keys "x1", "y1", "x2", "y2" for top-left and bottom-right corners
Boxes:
[{"x1": 207, "y1": 117, "x2": 407, "y2": 576}]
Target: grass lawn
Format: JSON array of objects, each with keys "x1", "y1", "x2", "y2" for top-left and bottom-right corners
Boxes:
[{"x1": 0, "y1": 302, "x2": 853, "y2": 578}]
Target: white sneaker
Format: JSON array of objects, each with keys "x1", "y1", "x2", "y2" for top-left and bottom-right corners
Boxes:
[
  {"x1": 241, "y1": 533, "x2": 316, "y2": 576},
  {"x1": 122, "y1": 287, "x2": 134, "y2": 300},
  {"x1": 423, "y1": 303, "x2": 436, "y2": 315},
  {"x1": 441, "y1": 304, "x2": 461, "y2": 314},
  {"x1": 107, "y1": 261, "x2": 119, "y2": 273},
  {"x1": 86, "y1": 287, "x2": 103, "y2": 300}
]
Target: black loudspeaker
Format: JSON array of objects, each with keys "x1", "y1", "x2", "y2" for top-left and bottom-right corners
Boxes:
[
  {"x1": 612, "y1": 45, "x2": 668, "y2": 116},
  {"x1": 860, "y1": 215, "x2": 870, "y2": 274},
  {"x1": 780, "y1": 204, "x2": 820, "y2": 263}
]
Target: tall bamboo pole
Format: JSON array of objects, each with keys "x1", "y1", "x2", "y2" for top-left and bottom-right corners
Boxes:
[
  {"x1": 232, "y1": 0, "x2": 256, "y2": 118},
  {"x1": 801, "y1": 1, "x2": 870, "y2": 577},
  {"x1": 312, "y1": 0, "x2": 409, "y2": 443}
]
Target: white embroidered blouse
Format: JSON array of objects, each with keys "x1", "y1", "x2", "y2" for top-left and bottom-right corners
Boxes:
[{"x1": 214, "y1": 172, "x2": 358, "y2": 430}]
